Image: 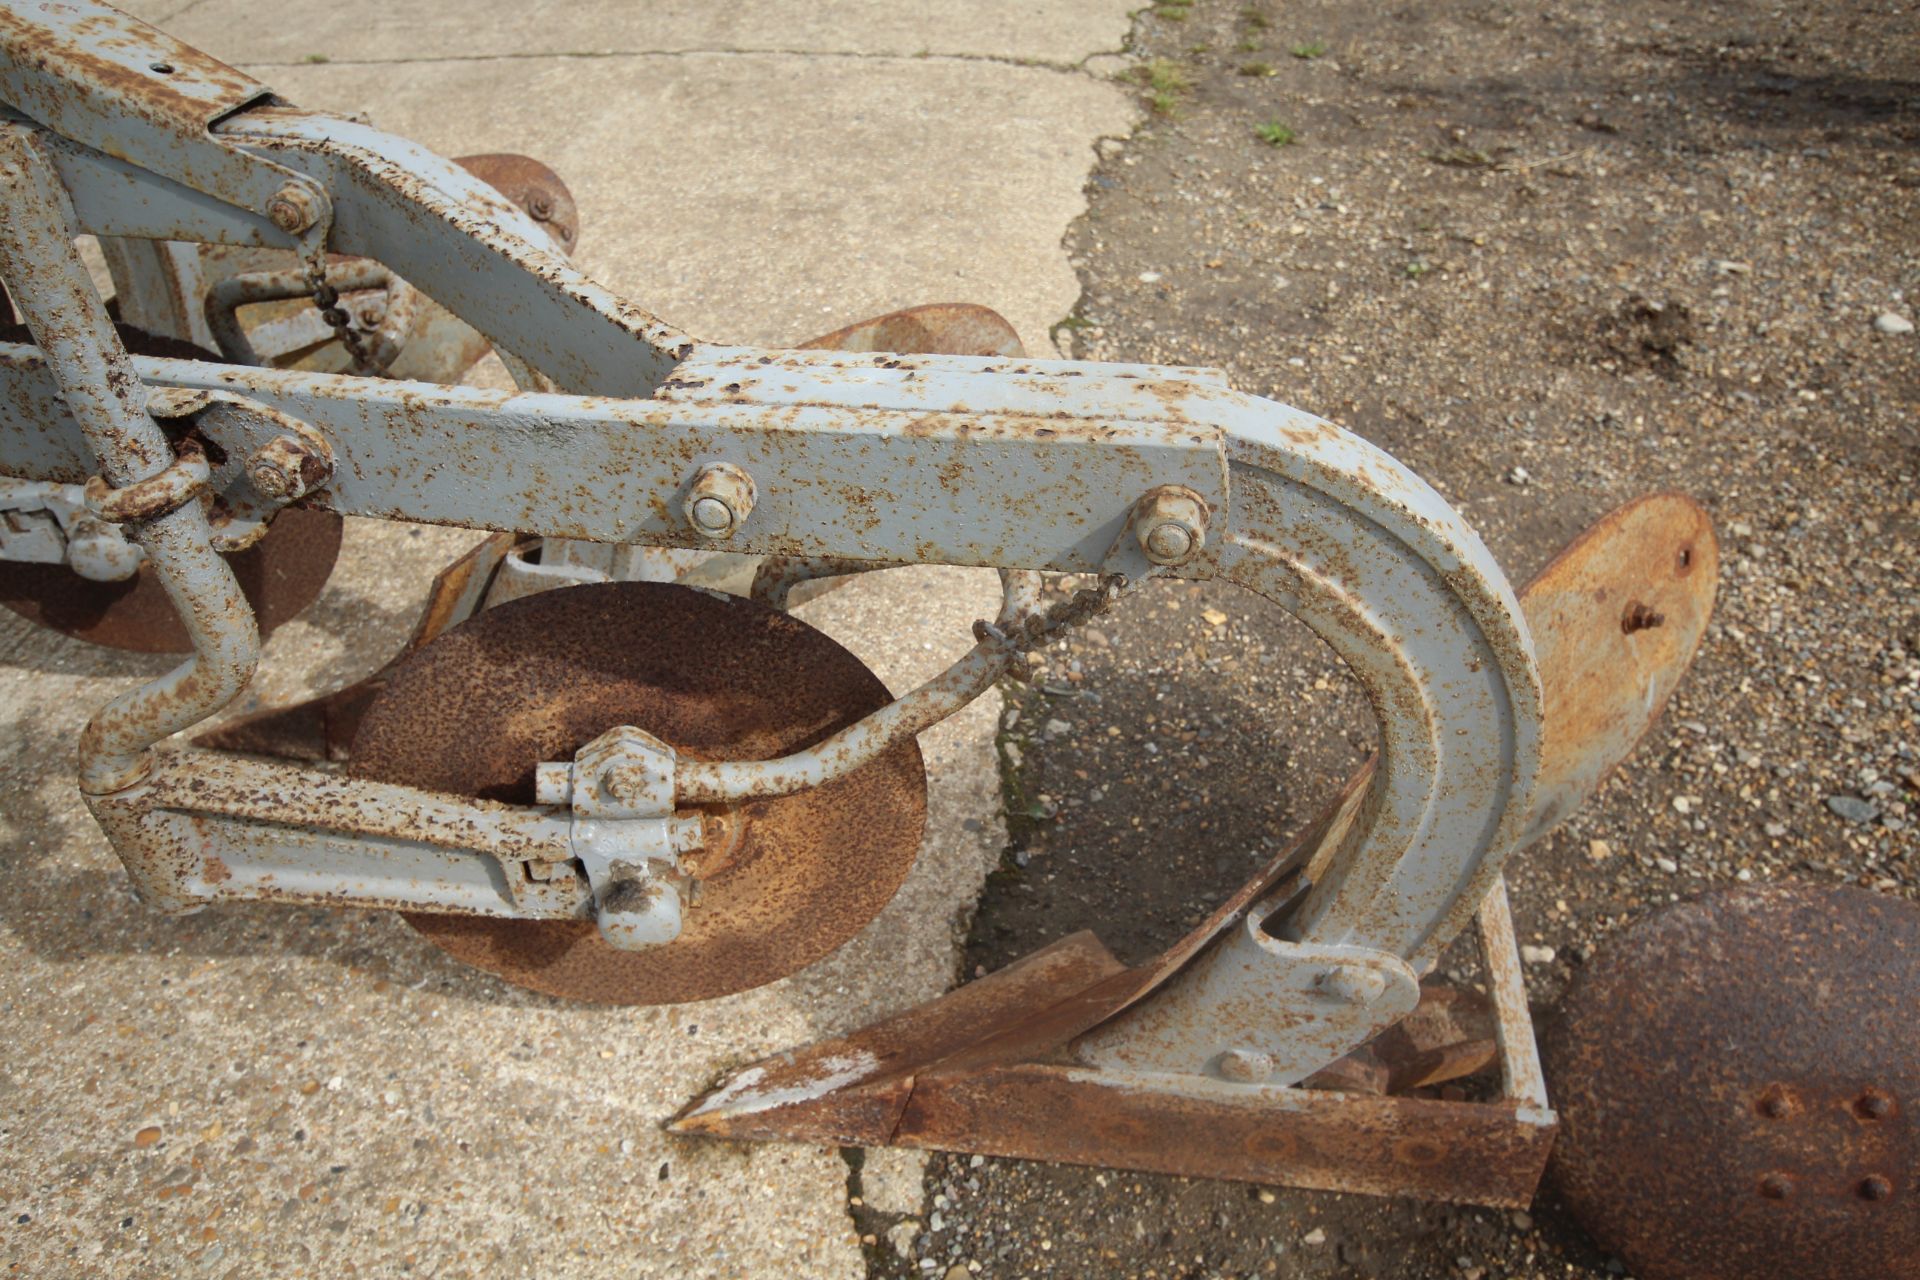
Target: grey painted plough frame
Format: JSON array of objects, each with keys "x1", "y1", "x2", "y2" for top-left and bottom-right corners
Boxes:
[{"x1": 0, "y1": 1, "x2": 1544, "y2": 1092}]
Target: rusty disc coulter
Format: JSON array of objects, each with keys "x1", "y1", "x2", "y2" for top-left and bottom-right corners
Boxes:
[
  {"x1": 349, "y1": 580, "x2": 927, "y2": 1005},
  {"x1": 1545, "y1": 883, "x2": 1920, "y2": 1280}
]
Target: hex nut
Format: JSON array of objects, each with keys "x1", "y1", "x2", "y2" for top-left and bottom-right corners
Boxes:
[
  {"x1": 1131, "y1": 486, "x2": 1209, "y2": 567},
  {"x1": 683, "y1": 463, "x2": 757, "y2": 540},
  {"x1": 266, "y1": 182, "x2": 322, "y2": 235},
  {"x1": 569, "y1": 725, "x2": 677, "y2": 817},
  {"x1": 247, "y1": 434, "x2": 332, "y2": 503}
]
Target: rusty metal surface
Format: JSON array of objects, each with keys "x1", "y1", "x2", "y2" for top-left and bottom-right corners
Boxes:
[
  {"x1": 1515, "y1": 491, "x2": 1719, "y2": 845},
  {"x1": 225, "y1": 106, "x2": 689, "y2": 393},
  {"x1": 894, "y1": 1064, "x2": 1554, "y2": 1208},
  {"x1": 0, "y1": 502, "x2": 338, "y2": 652},
  {"x1": 195, "y1": 531, "x2": 515, "y2": 759},
  {"x1": 1000, "y1": 494, "x2": 1705, "y2": 1081},
  {"x1": 674, "y1": 925, "x2": 1551, "y2": 1209},
  {"x1": 799, "y1": 302, "x2": 1025, "y2": 358},
  {"x1": 1475, "y1": 877, "x2": 1549, "y2": 1109},
  {"x1": 673, "y1": 931, "x2": 1127, "y2": 1145},
  {"x1": 453, "y1": 153, "x2": 579, "y2": 256},
  {"x1": 203, "y1": 154, "x2": 577, "y2": 379},
  {"x1": 0, "y1": 1, "x2": 276, "y2": 207},
  {"x1": 90, "y1": 747, "x2": 579, "y2": 917},
  {"x1": 348, "y1": 581, "x2": 927, "y2": 1005},
  {"x1": 1544, "y1": 883, "x2": 1920, "y2": 1280},
  {"x1": 675, "y1": 867, "x2": 1555, "y2": 1205},
  {"x1": 1309, "y1": 983, "x2": 1500, "y2": 1097}
]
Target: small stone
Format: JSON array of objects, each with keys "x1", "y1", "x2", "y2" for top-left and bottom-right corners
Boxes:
[
  {"x1": 133, "y1": 1126, "x2": 162, "y2": 1148},
  {"x1": 1043, "y1": 718, "x2": 1072, "y2": 738},
  {"x1": 1671, "y1": 795, "x2": 1697, "y2": 815},
  {"x1": 1506, "y1": 465, "x2": 1531, "y2": 485},
  {"x1": 1763, "y1": 821, "x2": 1787, "y2": 838},
  {"x1": 887, "y1": 1221, "x2": 921, "y2": 1258},
  {"x1": 1257, "y1": 1189, "x2": 1276, "y2": 1204},
  {"x1": 946, "y1": 1268, "x2": 972, "y2": 1280},
  {"x1": 968, "y1": 1154, "x2": 984, "y2": 1169},
  {"x1": 1873, "y1": 311, "x2": 1914, "y2": 335},
  {"x1": 1712, "y1": 259, "x2": 1751, "y2": 276},
  {"x1": 1138, "y1": 270, "x2": 1163, "y2": 283},
  {"x1": 929, "y1": 1212, "x2": 945, "y2": 1232},
  {"x1": 1826, "y1": 794, "x2": 1880, "y2": 824},
  {"x1": 1202, "y1": 608, "x2": 1229, "y2": 627},
  {"x1": 1510, "y1": 1210, "x2": 1534, "y2": 1231},
  {"x1": 1587, "y1": 839, "x2": 1612, "y2": 862},
  {"x1": 1521, "y1": 944, "x2": 1556, "y2": 965},
  {"x1": 1655, "y1": 856, "x2": 1679, "y2": 874},
  {"x1": 1303, "y1": 1228, "x2": 1327, "y2": 1246}
]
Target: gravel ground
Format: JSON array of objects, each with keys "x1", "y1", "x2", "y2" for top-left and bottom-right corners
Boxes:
[{"x1": 864, "y1": 0, "x2": 1916, "y2": 1276}]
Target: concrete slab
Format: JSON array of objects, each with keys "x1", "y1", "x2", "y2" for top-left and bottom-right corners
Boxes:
[
  {"x1": 223, "y1": 52, "x2": 1132, "y2": 355},
  {"x1": 136, "y1": 0, "x2": 1137, "y2": 68},
  {"x1": 0, "y1": 4, "x2": 1138, "y2": 1276}
]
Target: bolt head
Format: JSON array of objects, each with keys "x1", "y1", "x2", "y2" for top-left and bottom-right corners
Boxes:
[
  {"x1": 684, "y1": 463, "x2": 756, "y2": 539},
  {"x1": 246, "y1": 434, "x2": 330, "y2": 503},
  {"x1": 1217, "y1": 1048, "x2": 1274, "y2": 1084},
  {"x1": 1758, "y1": 1172, "x2": 1795, "y2": 1200},
  {"x1": 1131, "y1": 487, "x2": 1208, "y2": 566},
  {"x1": 690, "y1": 495, "x2": 735, "y2": 534},
  {"x1": 1143, "y1": 520, "x2": 1196, "y2": 564},
  {"x1": 248, "y1": 459, "x2": 294, "y2": 500},
  {"x1": 1317, "y1": 965, "x2": 1386, "y2": 1005},
  {"x1": 602, "y1": 762, "x2": 656, "y2": 807},
  {"x1": 1859, "y1": 1174, "x2": 1894, "y2": 1202},
  {"x1": 266, "y1": 183, "x2": 318, "y2": 234}
]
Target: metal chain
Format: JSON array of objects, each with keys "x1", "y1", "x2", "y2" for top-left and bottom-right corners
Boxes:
[
  {"x1": 301, "y1": 245, "x2": 380, "y2": 376},
  {"x1": 972, "y1": 569, "x2": 1163, "y2": 679}
]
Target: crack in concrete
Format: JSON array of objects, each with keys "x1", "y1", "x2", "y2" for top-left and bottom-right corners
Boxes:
[{"x1": 238, "y1": 45, "x2": 1130, "y2": 78}]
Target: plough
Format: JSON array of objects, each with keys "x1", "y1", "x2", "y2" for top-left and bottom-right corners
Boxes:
[{"x1": 0, "y1": 0, "x2": 1731, "y2": 1226}]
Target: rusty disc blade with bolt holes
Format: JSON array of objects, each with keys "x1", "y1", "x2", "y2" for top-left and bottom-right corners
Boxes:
[
  {"x1": 348, "y1": 580, "x2": 927, "y2": 1005},
  {"x1": 1544, "y1": 883, "x2": 1920, "y2": 1280},
  {"x1": 0, "y1": 323, "x2": 343, "y2": 653}
]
